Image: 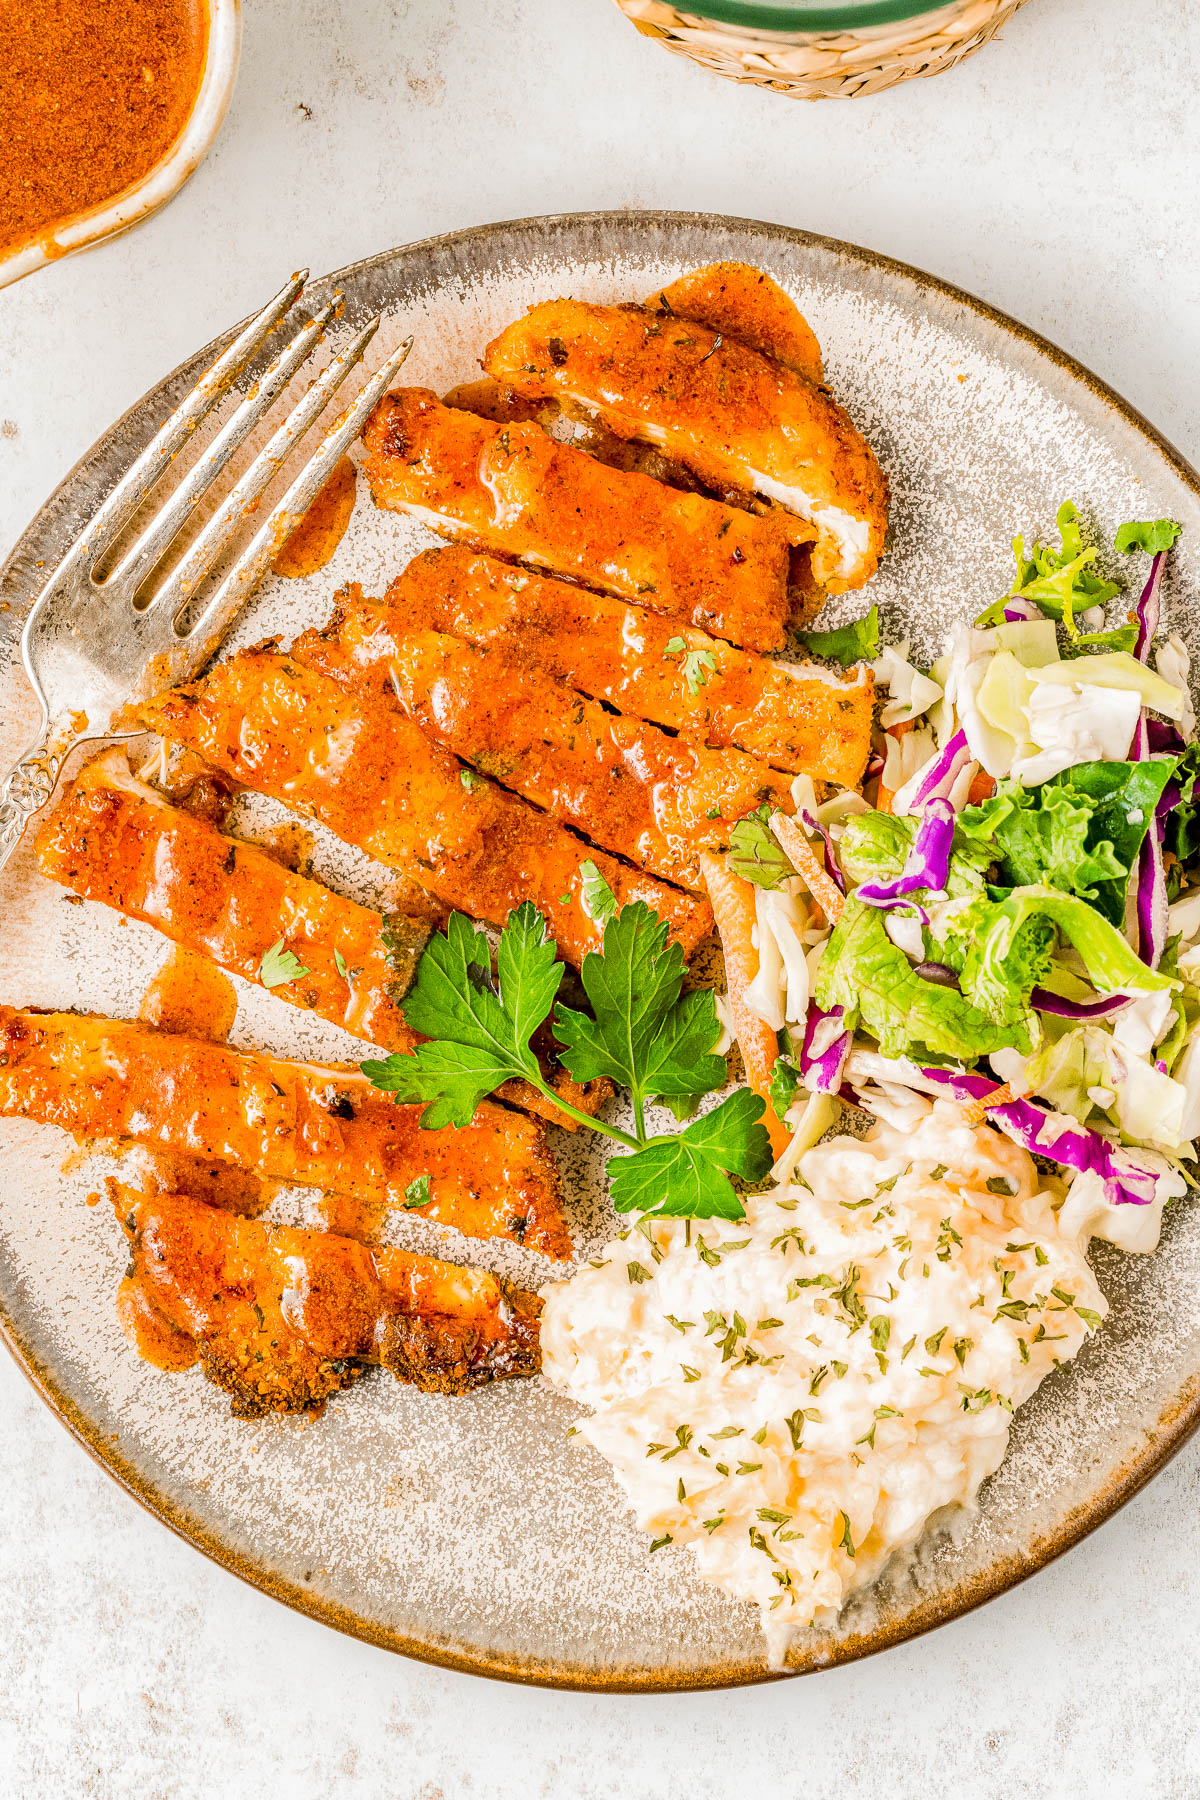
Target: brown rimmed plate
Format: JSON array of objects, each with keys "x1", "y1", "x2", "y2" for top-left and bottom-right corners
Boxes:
[{"x1": 3, "y1": 212, "x2": 1200, "y2": 1692}]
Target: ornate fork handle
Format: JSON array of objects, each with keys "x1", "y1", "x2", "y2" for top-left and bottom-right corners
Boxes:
[{"x1": 0, "y1": 720, "x2": 64, "y2": 873}]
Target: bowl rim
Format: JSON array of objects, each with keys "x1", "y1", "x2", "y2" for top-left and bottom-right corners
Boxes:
[
  {"x1": 0, "y1": 0, "x2": 242, "y2": 293},
  {"x1": 4, "y1": 206, "x2": 1200, "y2": 1692},
  {"x1": 630, "y1": 0, "x2": 1009, "y2": 35}
]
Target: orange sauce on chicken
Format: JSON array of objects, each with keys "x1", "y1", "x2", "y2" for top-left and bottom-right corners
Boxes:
[{"x1": 139, "y1": 945, "x2": 238, "y2": 1042}]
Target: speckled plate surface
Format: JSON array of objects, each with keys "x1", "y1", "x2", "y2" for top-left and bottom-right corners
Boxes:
[{"x1": 3, "y1": 212, "x2": 1200, "y2": 1692}]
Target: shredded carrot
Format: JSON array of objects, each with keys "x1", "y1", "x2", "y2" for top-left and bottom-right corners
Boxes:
[
  {"x1": 699, "y1": 850, "x2": 791, "y2": 1159},
  {"x1": 967, "y1": 768, "x2": 995, "y2": 805},
  {"x1": 769, "y1": 813, "x2": 845, "y2": 922},
  {"x1": 963, "y1": 1082, "x2": 1014, "y2": 1126}
]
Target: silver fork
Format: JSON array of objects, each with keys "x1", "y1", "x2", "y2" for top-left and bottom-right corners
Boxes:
[{"x1": 0, "y1": 272, "x2": 411, "y2": 870}]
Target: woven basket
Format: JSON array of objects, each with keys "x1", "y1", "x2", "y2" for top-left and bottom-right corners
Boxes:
[{"x1": 611, "y1": 0, "x2": 1029, "y2": 98}]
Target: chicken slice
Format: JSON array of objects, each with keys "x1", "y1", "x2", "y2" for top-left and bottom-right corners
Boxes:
[
  {"x1": 375, "y1": 547, "x2": 873, "y2": 787},
  {"x1": 483, "y1": 298, "x2": 888, "y2": 592},
  {"x1": 36, "y1": 749, "x2": 607, "y2": 1133},
  {"x1": 126, "y1": 650, "x2": 711, "y2": 968},
  {"x1": 290, "y1": 612, "x2": 792, "y2": 891},
  {"x1": 646, "y1": 261, "x2": 825, "y2": 383},
  {"x1": 0, "y1": 1006, "x2": 571, "y2": 1260},
  {"x1": 360, "y1": 388, "x2": 795, "y2": 653},
  {"x1": 113, "y1": 1183, "x2": 541, "y2": 1416}
]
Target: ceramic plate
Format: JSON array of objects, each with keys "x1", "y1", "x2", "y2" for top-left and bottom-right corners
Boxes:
[{"x1": 3, "y1": 213, "x2": 1200, "y2": 1691}]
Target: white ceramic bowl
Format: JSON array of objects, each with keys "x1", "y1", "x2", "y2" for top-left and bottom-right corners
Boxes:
[{"x1": 0, "y1": 0, "x2": 242, "y2": 291}]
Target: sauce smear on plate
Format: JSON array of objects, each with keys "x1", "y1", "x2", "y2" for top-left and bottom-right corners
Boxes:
[{"x1": 0, "y1": 0, "x2": 208, "y2": 260}]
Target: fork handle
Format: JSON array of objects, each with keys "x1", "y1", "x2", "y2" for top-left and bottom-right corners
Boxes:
[{"x1": 0, "y1": 718, "x2": 65, "y2": 873}]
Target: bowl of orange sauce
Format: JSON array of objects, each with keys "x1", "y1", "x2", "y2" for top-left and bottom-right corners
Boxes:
[{"x1": 0, "y1": 0, "x2": 241, "y2": 290}]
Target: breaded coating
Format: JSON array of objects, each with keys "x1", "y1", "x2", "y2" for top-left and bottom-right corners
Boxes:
[
  {"x1": 360, "y1": 388, "x2": 794, "y2": 653},
  {"x1": 128, "y1": 650, "x2": 711, "y2": 968},
  {"x1": 483, "y1": 298, "x2": 888, "y2": 592},
  {"x1": 380, "y1": 548, "x2": 874, "y2": 787},
  {"x1": 646, "y1": 262, "x2": 825, "y2": 383},
  {"x1": 0, "y1": 1005, "x2": 571, "y2": 1260},
  {"x1": 293, "y1": 609, "x2": 793, "y2": 890},
  {"x1": 113, "y1": 1183, "x2": 541, "y2": 1416},
  {"x1": 36, "y1": 749, "x2": 606, "y2": 1132}
]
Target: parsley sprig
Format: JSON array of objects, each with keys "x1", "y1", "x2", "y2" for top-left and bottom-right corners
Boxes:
[{"x1": 362, "y1": 899, "x2": 772, "y2": 1219}]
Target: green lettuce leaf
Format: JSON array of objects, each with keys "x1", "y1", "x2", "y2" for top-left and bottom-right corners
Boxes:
[
  {"x1": 1115, "y1": 518, "x2": 1182, "y2": 555},
  {"x1": 796, "y1": 605, "x2": 879, "y2": 666},
  {"x1": 960, "y1": 758, "x2": 1179, "y2": 925},
  {"x1": 976, "y1": 502, "x2": 1121, "y2": 633},
  {"x1": 814, "y1": 897, "x2": 1022, "y2": 1062},
  {"x1": 1164, "y1": 743, "x2": 1200, "y2": 871},
  {"x1": 953, "y1": 885, "x2": 1176, "y2": 1031},
  {"x1": 838, "y1": 810, "x2": 991, "y2": 899},
  {"x1": 958, "y1": 781, "x2": 1126, "y2": 902}
]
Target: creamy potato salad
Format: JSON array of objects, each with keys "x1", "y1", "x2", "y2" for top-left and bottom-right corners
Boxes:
[{"x1": 542, "y1": 1102, "x2": 1103, "y2": 1666}]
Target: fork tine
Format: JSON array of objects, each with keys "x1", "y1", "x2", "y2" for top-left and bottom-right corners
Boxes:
[
  {"x1": 147, "y1": 316, "x2": 384, "y2": 623},
  {"x1": 72, "y1": 270, "x2": 310, "y2": 568},
  {"x1": 107, "y1": 296, "x2": 341, "y2": 602},
  {"x1": 175, "y1": 335, "x2": 413, "y2": 673}
]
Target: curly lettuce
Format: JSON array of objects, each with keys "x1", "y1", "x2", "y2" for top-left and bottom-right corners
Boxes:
[
  {"x1": 959, "y1": 758, "x2": 1179, "y2": 924},
  {"x1": 814, "y1": 897, "x2": 1022, "y2": 1062}
]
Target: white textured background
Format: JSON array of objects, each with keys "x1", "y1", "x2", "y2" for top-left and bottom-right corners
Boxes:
[{"x1": 2, "y1": 0, "x2": 1200, "y2": 1794}]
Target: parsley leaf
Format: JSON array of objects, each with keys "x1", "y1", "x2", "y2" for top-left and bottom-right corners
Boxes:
[
  {"x1": 727, "y1": 804, "x2": 796, "y2": 890},
  {"x1": 259, "y1": 937, "x2": 309, "y2": 988},
  {"x1": 403, "y1": 1174, "x2": 431, "y2": 1209},
  {"x1": 555, "y1": 902, "x2": 727, "y2": 1116},
  {"x1": 363, "y1": 896, "x2": 766, "y2": 1217},
  {"x1": 609, "y1": 1089, "x2": 772, "y2": 1219},
  {"x1": 682, "y1": 648, "x2": 717, "y2": 694},
  {"x1": 334, "y1": 948, "x2": 349, "y2": 980},
  {"x1": 361, "y1": 904, "x2": 556, "y2": 1129},
  {"x1": 796, "y1": 605, "x2": 879, "y2": 666},
  {"x1": 1115, "y1": 518, "x2": 1181, "y2": 555},
  {"x1": 768, "y1": 1054, "x2": 800, "y2": 1118}
]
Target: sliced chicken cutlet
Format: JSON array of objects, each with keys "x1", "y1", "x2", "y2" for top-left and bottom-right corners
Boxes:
[
  {"x1": 360, "y1": 388, "x2": 795, "y2": 653},
  {"x1": 36, "y1": 749, "x2": 607, "y2": 1132},
  {"x1": 126, "y1": 649, "x2": 711, "y2": 968},
  {"x1": 113, "y1": 1183, "x2": 541, "y2": 1416},
  {"x1": 292, "y1": 607, "x2": 793, "y2": 891},
  {"x1": 0, "y1": 1006, "x2": 571, "y2": 1260},
  {"x1": 645, "y1": 262, "x2": 825, "y2": 383},
  {"x1": 483, "y1": 298, "x2": 888, "y2": 593},
  {"x1": 379, "y1": 547, "x2": 874, "y2": 788}
]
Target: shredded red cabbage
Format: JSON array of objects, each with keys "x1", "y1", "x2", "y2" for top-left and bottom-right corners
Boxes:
[
  {"x1": 801, "y1": 1004, "x2": 852, "y2": 1094},
  {"x1": 1135, "y1": 773, "x2": 1179, "y2": 967},
  {"x1": 1030, "y1": 988, "x2": 1132, "y2": 1020},
  {"x1": 1148, "y1": 719, "x2": 1186, "y2": 756},
  {"x1": 905, "y1": 728, "x2": 972, "y2": 811},
  {"x1": 799, "y1": 810, "x2": 846, "y2": 893},
  {"x1": 919, "y1": 1067, "x2": 1161, "y2": 1205},
  {"x1": 1133, "y1": 551, "x2": 1166, "y2": 662},
  {"x1": 857, "y1": 796, "x2": 955, "y2": 911}
]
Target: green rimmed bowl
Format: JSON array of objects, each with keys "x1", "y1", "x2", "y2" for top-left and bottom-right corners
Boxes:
[{"x1": 611, "y1": 0, "x2": 1031, "y2": 98}]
